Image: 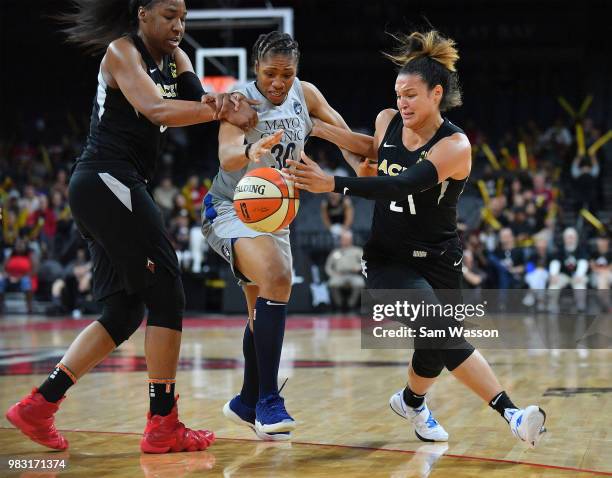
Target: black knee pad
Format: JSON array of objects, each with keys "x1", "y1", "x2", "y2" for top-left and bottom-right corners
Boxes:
[
  {"x1": 98, "y1": 292, "x2": 146, "y2": 346},
  {"x1": 411, "y1": 349, "x2": 445, "y2": 378},
  {"x1": 440, "y1": 344, "x2": 475, "y2": 371},
  {"x1": 141, "y1": 270, "x2": 185, "y2": 331}
]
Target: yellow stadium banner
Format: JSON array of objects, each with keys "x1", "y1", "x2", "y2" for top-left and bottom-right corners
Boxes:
[
  {"x1": 482, "y1": 143, "x2": 501, "y2": 170},
  {"x1": 518, "y1": 142, "x2": 528, "y2": 170},
  {"x1": 580, "y1": 208, "x2": 606, "y2": 233},
  {"x1": 482, "y1": 208, "x2": 502, "y2": 231},
  {"x1": 477, "y1": 180, "x2": 491, "y2": 205},
  {"x1": 578, "y1": 95, "x2": 593, "y2": 118},
  {"x1": 496, "y1": 178, "x2": 505, "y2": 197},
  {"x1": 588, "y1": 130, "x2": 612, "y2": 157},
  {"x1": 557, "y1": 96, "x2": 577, "y2": 118},
  {"x1": 39, "y1": 146, "x2": 53, "y2": 173},
  {"x1": 575, "y1": 123, "x2": 586, "y2": 157}
]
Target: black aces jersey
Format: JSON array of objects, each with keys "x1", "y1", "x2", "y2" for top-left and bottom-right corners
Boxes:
[
  {"x1": 363, "y1": 113, "x2": 467, "y2": 263},
  {"x1": 77, "y1": 34, "x2": 178, "y2": 182}
]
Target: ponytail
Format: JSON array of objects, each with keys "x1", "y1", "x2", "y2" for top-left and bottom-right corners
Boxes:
[{"x1": 57, "y1": 0, "x2": 161, "y2": 55}]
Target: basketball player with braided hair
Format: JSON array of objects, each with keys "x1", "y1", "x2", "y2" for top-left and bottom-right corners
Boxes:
[
  {"x1": 203, "y1": 31, "x2": 362, "y2": 440},
  {"x1": 285, "y1": 30, "x2": 547, "y2": 447},
  {"x1": 5, "y1": 0, "x2": 258, "y2": 454}
]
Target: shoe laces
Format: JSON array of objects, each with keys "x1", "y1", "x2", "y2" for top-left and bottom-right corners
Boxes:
[{"x1": 425, "y1": 413, "x2": 439, "y2": 428}]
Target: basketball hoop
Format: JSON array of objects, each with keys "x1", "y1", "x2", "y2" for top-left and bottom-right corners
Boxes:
[{"x1": 202, "y1": 76, "x2": 238, "y2": 94}]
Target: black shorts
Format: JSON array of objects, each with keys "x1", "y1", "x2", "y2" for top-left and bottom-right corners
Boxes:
[
  {"x1": 363, "y1": 244, "x2": 474, "y2": 377},
  {"x1": 68, "y1": 163, "x2": 179, "y2": 301},
  {"x1": 363, "y1": 239, "x2": 463, "y2": 291}
]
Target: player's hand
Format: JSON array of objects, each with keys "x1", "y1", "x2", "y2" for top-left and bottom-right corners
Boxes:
[
  {"x1": 220, "y1": 95, "x2": 259, "y2": 131},
  {"x1": 358, "y1": 158, "x2": 378, "y2": 177},
  {"x1": 283, "y1": 151, "x2": 335, "y2": 193},
  {"x1": 249, "y1": 130, "x2": 284, "y2": 162},
  {"x1": 310, "y1": 117, "x2": 323, "y2": 138},
  {"x1": 201, "y1": 93, "x2": 217, "y2": 104},
  {"x1": 229, "y1": 92, "x2": 261, "y2": 111}
]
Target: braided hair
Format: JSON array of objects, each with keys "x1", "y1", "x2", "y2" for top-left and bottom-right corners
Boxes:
[
  {"x1": 57, "y1": 0, "x2": 164, "y2": 55},
  {"x1": 252, "y1": 31, "x2": 300, "y2": 66}
]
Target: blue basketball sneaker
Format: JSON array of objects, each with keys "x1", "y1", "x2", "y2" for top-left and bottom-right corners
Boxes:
[
  {"x1": 223, "y1": 395, "x2": 291, "y2": 441},
  {"x1": 255, "y1": 393, "x2": 296, "y2": 434},
  {"x1": 389, "y1": 390, "x2": 448, "y2": 442}
]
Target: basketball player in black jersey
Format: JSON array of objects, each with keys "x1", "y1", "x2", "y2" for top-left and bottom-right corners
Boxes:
[
  {"x1": 285, "y1": 30, "x2": 547, "y2": 447},
  {"x1": 5, "y1": 0, "x2": 257, "y2": 454}
]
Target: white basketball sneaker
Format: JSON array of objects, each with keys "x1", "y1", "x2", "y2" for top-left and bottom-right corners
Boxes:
[
  {"x1": 508, "y1": 405, "x2": 546, "y2": 448},
  {"x1": 389, "y1": 390, "x2": 449, "y2": 442}
]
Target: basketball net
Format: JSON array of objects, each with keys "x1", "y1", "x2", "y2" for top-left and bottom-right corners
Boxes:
[{"x1": 202, "y1": 76, "x2": 238, "y2": 94}]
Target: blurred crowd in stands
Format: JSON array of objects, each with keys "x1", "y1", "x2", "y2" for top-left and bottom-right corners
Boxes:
[{"x1": 0, "y1": 111, "x2": 610, "y2": 315}]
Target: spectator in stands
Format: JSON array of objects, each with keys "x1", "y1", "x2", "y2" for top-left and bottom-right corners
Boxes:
[
  {"x1": 153, "y1": 175, "x2": 179, "y2": 222},
  {"x1": 522, "y1": 234, "x2": 551, "y2": 309},
  {"x1": 324, "y1": 230, "x2": 364, "y2": 311},
  {"x1": 571, "y1": 154, "x2": 600, "y2": 211},
  {"x1": 2, "y1": 207, "x2": 22, "y2": 249},
  {"x1": 508, "y1": 206, "x2": 535, "y2": 246},
  {"x1": 168, "y1": 210, "x2": 192, "y2": 271},
  {"x1": 488, "y1": 228, "x2": 525, "y2": 289},
  {"x1": 532, "y1": 173, "x2": 553, "y2": 208},
  {"x1": 542, "y1": 118, "x2": 572, "y2": 149},
  {"x1": 488, "y1": 196, "x2": 510, "y2": 229},
  {"x1": 19, "y1": 185, "x2": 41, "y2": 217},
  {"x1": 0, "y1": 237, "x2": 37, "y2": 314},
  {"x1": 51, "y1": 169, "x2": 69, "y2": 198},
  {"x1": 467, "y1": 232, "x2": 489, "y2": 273},
  {"x1": 320, "y1": 192, "x2": 354, "y2": 242},
  {"x1": 548, "y1": 227, "x2": 589, "y2": 312},
  {"x1": 50, "y1": 247, "x2": 92, "y2": 318},
  {"x1": 590, "y1": 234, "x2": 611, "y2": 312},
  {"x1": 462, "y1": 249, "x2": 486, "y2": 289},
  {"x1": 182, "y1": 174, "x2": 207, "y2": 222}
]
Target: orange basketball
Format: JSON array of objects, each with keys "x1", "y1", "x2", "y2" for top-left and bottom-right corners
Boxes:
[{"x1": 233, "y1": 167, "x2": 300, "y2": 232}]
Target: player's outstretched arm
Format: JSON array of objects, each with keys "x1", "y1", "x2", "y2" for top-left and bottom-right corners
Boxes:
[
  {"x1": 106, "y1": 39, "x2": 257, "y2": 130},
  {"x1": 284, "y1": 134, "x2": 470, "y2": 200},
  {"x1": 311, "y1": 119, "x2": 376, "y2": 158},
  {"x1": 302, "y1": 81, "x2": 375, "y2": 173}
]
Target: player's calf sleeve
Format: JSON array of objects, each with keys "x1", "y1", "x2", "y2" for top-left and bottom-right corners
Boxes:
[{"x1": 253, "y1": 297, "x2": 287, "y2": 397}]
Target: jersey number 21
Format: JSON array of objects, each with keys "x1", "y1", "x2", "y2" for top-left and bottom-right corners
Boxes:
[{"x1": 390, "y1": 181, "x2": 449, "y2": 215}]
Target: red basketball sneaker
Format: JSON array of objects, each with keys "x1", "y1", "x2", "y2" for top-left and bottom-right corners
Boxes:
[
  {"x1": 140, "y1": 396, "x2": 215, "y2": 453},
  {"x1": 5, "y1": 388, "x2": 68, "y2": 450}
]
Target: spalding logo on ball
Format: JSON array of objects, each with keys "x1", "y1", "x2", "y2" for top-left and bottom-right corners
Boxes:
[{"x1": 233, "y1": 167, "x2": 300, "y2": 233}]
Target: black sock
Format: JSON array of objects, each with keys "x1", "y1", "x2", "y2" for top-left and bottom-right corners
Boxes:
[
  {"x1": 403, "y1": 387, "x2": 425, "y2": 408},
  {"x1": 149, "y1": 381, "x2": 176, "y2": 416},
  {"x1": 253, "y1": 297, "x2": 287, "y2": 398},
  {"x1": 240, "y1": 324, "x2": 259, "y2": 408},
  {"x1": 38, "y1": 365, "x2": 76, "y2": 403},
  {"x1": 489, "y1": 391, "x2": 518, "y2": 423}
]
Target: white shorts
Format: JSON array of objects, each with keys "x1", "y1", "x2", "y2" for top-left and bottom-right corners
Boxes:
[{"x1": 202, "y1": 194, "x2": 291, "y2": 285}]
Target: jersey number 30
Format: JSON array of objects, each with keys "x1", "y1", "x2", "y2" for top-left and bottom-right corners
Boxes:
[{"x1": 271, "y1": 142, "x2": 296, "y2": 169}]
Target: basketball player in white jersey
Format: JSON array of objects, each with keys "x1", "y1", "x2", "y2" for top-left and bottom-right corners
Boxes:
[{"x1": 202, "y1": 31, "x2": 361, "y2": 440}]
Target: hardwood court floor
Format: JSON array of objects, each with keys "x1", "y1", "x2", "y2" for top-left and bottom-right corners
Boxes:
[{"x1": 0, "y1": 314, "x2": 611, "y2": 477}]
